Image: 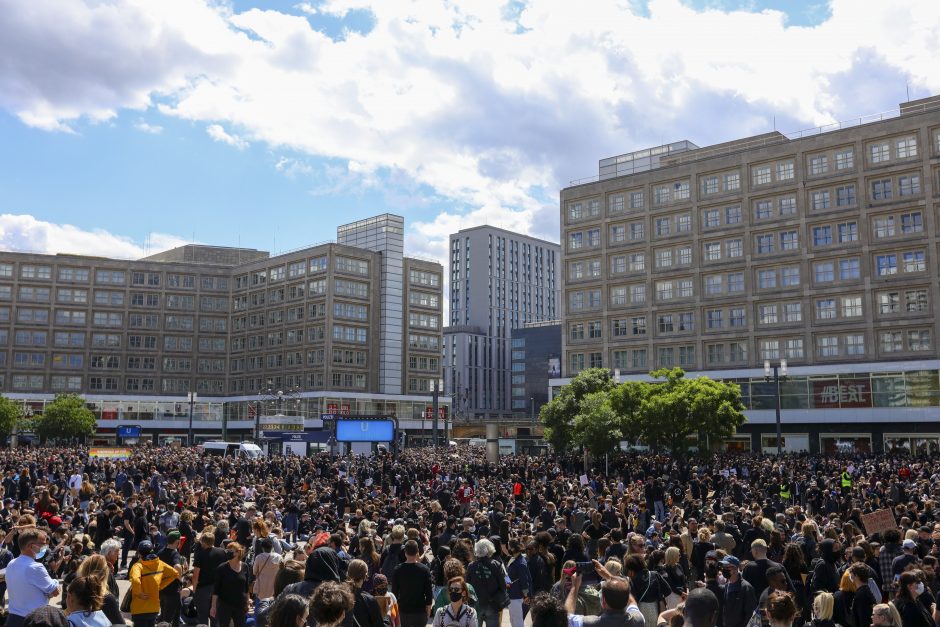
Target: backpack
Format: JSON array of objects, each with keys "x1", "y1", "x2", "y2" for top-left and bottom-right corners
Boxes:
[{"x1": 380, "y1": 546, "x2": 403, "y2": 581}]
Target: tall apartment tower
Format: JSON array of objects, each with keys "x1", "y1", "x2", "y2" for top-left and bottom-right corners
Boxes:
[
  {"x1": 556, "y1": 95, "x2": 940, "y2": 454},
  {"x1": 337, "y1": 215, "x2": 404, "y2": 395},
  {"x1": 444, "y1": 226, "x2": 560, "y2": 418}
]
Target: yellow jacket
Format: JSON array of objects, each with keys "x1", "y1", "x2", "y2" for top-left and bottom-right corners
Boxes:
[{"x1": 129, "y1": 557, "x2": 179, "y2": 615}]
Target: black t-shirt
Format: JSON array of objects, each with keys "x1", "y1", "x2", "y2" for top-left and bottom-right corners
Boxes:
[
  {"x1": 158, "y1": 547, "x2": 182, "y2": 593},
  {"x1": 194, "y1": 545, "x2": 227, "y2": 588},
  {"x1": 214, "y1": 561, "x2": 249, "y2": 608},
  {"x1": 235, "y1": 517, "x2": 252, "y2": 546}
]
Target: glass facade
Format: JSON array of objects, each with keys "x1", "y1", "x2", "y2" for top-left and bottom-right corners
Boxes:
[{"x1": 737, "y1": 370, "x2": 940, "y2": 410}]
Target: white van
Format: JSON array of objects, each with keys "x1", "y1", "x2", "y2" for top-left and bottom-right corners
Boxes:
[{"x1": 199, "y1": 441, "x2": 263, "y2": 459}]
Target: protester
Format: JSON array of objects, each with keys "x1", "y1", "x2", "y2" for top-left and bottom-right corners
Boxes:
[
  {"x1": 7, "y1": 527, "x2": 62, "y2": 627},
  {"x1": 211, "y1": 542, "x2": 250, "y2": 627},
  {"x1": 64, "y1": 574, "x2": 112, "y2": 627},
  {"x1": 432, "y1": 576, "x2": 478, "y2": 627},
  {"x1": 129, "y1": 540, "x2": 179, "y2": 627}
]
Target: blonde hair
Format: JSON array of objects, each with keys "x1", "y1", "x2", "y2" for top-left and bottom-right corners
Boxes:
[
  {"x1": 606, "y1": 560, "x2": 623, "y2": 576},
  {"x1": 76, "y1": 554, "x2": 110, "y2": 597},
  {"x1": 813, "y1": 592, "x2": 834, "y2": 620},
  {"x1": 665, "y1": 546, "x2": 681, "y2": 566},
  {"x1": 904, "y1": 529, "x2": 918, "y2": 541},
  {"x1": 390, "y1": 525, "x2": 406, "y2": 542},
  {"x1": 873, "y1": 603, "x2": 902, "y2": 627}
]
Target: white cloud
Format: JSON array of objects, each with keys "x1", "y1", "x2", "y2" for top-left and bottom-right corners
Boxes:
[
  {"x1": 206, "y1": 123, "x2": 248, "y2": 149},
  {"x1": 2, "y1": 0, "x2": 940, "y2": 256},
  {"x1": 0, "y1": 214, "x2": 190, "y2": 259},
  {"x1": 134, "y1": 120, "x2": 163, "y2": 134},
  {"x1": 274, "y1": 155, "x2": 313, "y2": 177}
]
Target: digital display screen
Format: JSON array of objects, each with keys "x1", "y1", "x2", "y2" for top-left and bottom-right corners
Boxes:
[{"x1": 335, "y1": 419, "x2": 395, "y2": 442}]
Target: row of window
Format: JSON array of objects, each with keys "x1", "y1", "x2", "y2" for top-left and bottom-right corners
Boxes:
[
  {"x1": 569, "y1": 131, "x2": 939, "y2": 221},
  {"x1": 0, "y1": 265, "x2": 231, "y2": 290},
  {"x1": 569, "y1": 328, "x2": 933, "y2": 374}
]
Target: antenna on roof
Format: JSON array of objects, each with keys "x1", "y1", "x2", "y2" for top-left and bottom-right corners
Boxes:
[
  {"x1": 906, "y1": 84, "x2": 910, "y2": 102},
  {"x1": 773, "y1": 116, "x2": 776, "y2": 131}
]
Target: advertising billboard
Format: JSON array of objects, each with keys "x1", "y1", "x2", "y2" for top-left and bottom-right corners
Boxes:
[{"x1": 335, "y1": 419, "x2": 395, "y2": 442}]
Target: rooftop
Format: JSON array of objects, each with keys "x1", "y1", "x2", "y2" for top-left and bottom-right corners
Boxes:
[{"x1": 452, "y1": 223, "x2": 560, "y2": 248}]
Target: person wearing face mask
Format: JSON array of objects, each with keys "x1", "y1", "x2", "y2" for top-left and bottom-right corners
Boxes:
[
  {"x1": 719, "y1": 556, "x2": 757, "y2": 627},
  {"x1": 433, "y1": 577, "x2": 478, "y2": 627},
  {"x1": 892, "y1": 571, "x2": 934, "y2": 627},
  {"x1": 6, "y1": 527, "x2": 62, "y2": 627},
  {"x1": 129, "y1": 539, "x2": 179, "y2": 627}
]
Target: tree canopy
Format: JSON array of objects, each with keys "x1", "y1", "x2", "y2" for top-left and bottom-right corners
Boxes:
[
  {"x1": 0, "y1": 397, "x2": 22, "y2": 442},
  {"x1": 34, "y1": 394, "x2": 97, "y2": 443},
  {"x1": 539, "y1": 367, "x2": 746, "y2": 455}
]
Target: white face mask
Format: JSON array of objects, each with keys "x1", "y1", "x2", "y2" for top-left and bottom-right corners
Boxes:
[{"x1": 916, "y1": 582, "x2": 926, "y2": 595}]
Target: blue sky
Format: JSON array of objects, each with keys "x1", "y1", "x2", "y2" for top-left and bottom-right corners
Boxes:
[{"x1": 0, "y1": 0, "x2": 937, "y2": 263}]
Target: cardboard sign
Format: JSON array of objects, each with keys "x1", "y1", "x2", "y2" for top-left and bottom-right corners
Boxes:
[
  {"x1": 579, "y1": 474, "x2": 589, "y2": 486},
  {"x1": 861, "y1": 509, "x2": 897, "y2": 536}
]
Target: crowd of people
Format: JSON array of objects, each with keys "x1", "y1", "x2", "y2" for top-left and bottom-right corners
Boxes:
[{"x1": 1, "y1": 444, "x2": 940, "y2": 627}]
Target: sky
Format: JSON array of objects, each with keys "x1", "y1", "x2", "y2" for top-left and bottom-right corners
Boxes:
[{"x1": 1, "y1": 0, "x2": 939, "y2": 268}]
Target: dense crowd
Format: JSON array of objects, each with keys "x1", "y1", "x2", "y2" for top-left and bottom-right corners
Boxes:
[{"x1": 2, "y1": 445, "x2": 940, "y2": 627}]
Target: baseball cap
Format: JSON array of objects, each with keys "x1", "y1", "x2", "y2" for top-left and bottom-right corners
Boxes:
[
  {"x1": 137, "y1": 540, "x2": 154, "y2": 555},
  {"x1": 167, "y1": 531, "x2": 181, "y2": 542},
  {"x1": 903, "y1": 539, "x2": 918, "y2": 550},
  {"x1": 720, "y1": 556, "x2": 741, "y2": 567}
]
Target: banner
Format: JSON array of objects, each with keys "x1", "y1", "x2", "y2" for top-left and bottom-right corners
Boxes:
[{"x1": 89, "y1": 447, "x2": 133, "y2": 460}]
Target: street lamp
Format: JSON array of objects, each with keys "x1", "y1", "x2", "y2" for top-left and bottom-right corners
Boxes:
[{"x1": 764, "y1": 359, "x2": 788, "y2": 455}]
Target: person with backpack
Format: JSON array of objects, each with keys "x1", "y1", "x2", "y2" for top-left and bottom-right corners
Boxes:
[
  {"x1": 466, "y1": 539, "x2": 508, "y2": 627},
  {"x1": 341, "y1": 560, "x2": 384, "y2": 627},
  {"x1": 380, "y1": 527, "x2": 405, "y2": 582},
  {"x1": 432, "y1": 577, "x2": 477, "y2": 627},
  {"x1": 391, "y1": 540, "x2": 433, "y2": 627}
]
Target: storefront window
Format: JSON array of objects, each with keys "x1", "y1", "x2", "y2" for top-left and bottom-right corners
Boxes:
[
  {"x1": 884, "y1": 437, "x2": 912, "y2": 455},
  {"x1": 908, "y1": 371, "x2": 940, "y2": 407},
  {"x1": 872, "y1": 375, "x2": 908, "y2": 407},
  {"x1": 820, "y1": 435, "x2": 871, "y2": 454}
]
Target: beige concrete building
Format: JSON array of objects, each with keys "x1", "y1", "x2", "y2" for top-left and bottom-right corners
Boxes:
[
  {"x1": 558, "y1": 96, "x2": 940, "y2": 454},
  {"x1": 0, "y1": 214, "x2": 447, "y2": 446}
]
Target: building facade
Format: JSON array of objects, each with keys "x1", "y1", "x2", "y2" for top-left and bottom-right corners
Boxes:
[
  {"x1": 557, "y1": 95, "x2": 940, "y2": 454},
  {"x1": 444, "y1": 225, "x2": 560, "y2": 419},
  {"x1": 0, "y1": 214, "x2": 448, "y2": 444},
  {"x1": 510, "y1": 321, "x2": 561, "y2": 420}
]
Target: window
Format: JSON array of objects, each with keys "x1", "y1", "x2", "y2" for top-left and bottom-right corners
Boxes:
[
  {"x1": 760, "y1": 340, "x2": 780, "y2": 360},
  {"x1": 880, "y1": 331, "x2": 902, "y2": 353},
  {"x1": 901, "y1": 212, "x2": 923, "y2": 233},
  {"x1": 569, "y1": 323, "x2": 584, "y2": 341},
  {"x1": 785, "y1": 339, "x2": 804, "y2": 359},
  {"x1": 903, "y1": 250, "x2": 925, "y2": 273},
  {"x1": 703, "y1": 176, "x2": 718, "y2": 195},
  {"x1": 813, "y1": 226, "x2": 832, "y2": 246},
  {"x1": 879, "y1": 292, "x2": 900, "y2": 314},
  {"x1": 759, "y1": 305, "x2": 778, "y2": 325},
  {"x1": 631, "y1": 285, "x2": 646, "y2": 303},
  {"x1": 656, "y1": 281, "x2": 673, "y2": 301},
  {"x1": 814, "y1": 262, "x2": 834, "y2": 283},
  {"x1": 20, "y1": 265, "x2": 51, "y2": 279},
  {"x1": 871, "y1": 179, "x2": 892, "y2": 200},
  {"x1": 842, "y1": 296, "x2": 862, "y2": 317},
  {"x1": 726, "y1": 206, "x2": 742, "y2": 224},
  {"x1": 909, "y1": 330, "x2": 931, "y2": 351},
  {"x1": 753, "y1": 166, "x2": 771, "y2": 186},
  {"x1": 838, "y1": 221, "x2": 858, "y2": 243},
  {"x1": 674, "y1": 181, "x2": 690, "y2": 200},
  {"x1": 569, "y1": 262, "x2": 583, "y2": 280},
  {"x1": 756, "y1": 200, "x2": 773, "y2": 220},
  {"x1": 678, "y1": 279, "x2": 692, "y2": 298},
  {"x1": 725, "y1": 172, "x2": 741, "y2": 190},
  {"x1": 809, "y1": 155, "x2": 828, "y2": 175},
  {"x1": 704, "y1": 209, "x2": 720, "y2": 228},
  {"x1": 780, "y1": 230, "x2": 798, "y2": 251},
  {"x1": 658, "y1": 314, "x2": 674, "y2": 333},
  {"x1": 678, "y1": 346, "x2": 695, "y2": 366},
  {"x1": 568, "y1": 233, "x2": 583, "y2": 250},
  {"x1": 783, "y1": 302, "x2": 801, "y2": 322},
  {"x1": 811, "y1": 191, "x2": 831, "y2": 210},
  {"x1": 677, "y1": 215, "x2": 691, "y2": 233},
  {"x1": 609, "y1": 194, "x2": 624, "y2": 213},
  {"x1": 569, "y1": 353, "x2": 585, "y2": 373},
  {"x1": 906, "y1": 289, "x2": 928, "y2": 312},
  {"x1": 632, "y1": 349, "x2": 647, "y2": 368},
  {"x1": 730, "y1": 308, "x2": 746, "y2": 328},
  {"x1": 630, "y1": 191, "x2": 644, "y2": 209},
  {"x1": 704, "y1": 242, "x2": 721, "y2": 261},
  {"x1": 730, "y1": 342, "x2": 747, "y2": 362},
  {"x1": 655, "y1": 218, "x2": 670, "y2": 236},
  {"x1": 839, "y1": 258, "x2": 860, "y2": 280},
  {"x1": 876, "y1": 254, "x2": 896, "y2": 276},
  {"x1": 898, "y1": 175, "x2": 921, "y2": 196},
  {"x1": 756, "y1": 234, "x2": 774, "y2": 254},
  {"x1": 339, "y1": 257, "x2": 371, "y2": 276},
  {"x1": 870, "y1": 142, "x2": 889, "y2": 163},
  {"x1": 707, "y1": 310, "x2": 723, "y2": 329},
  {"x1": 896, "y1": 136, "x2": 918, "y2": 158},
  {"x1": 610, "y1": 225, "x2": 625, "y2": 243},
  {"x1": 705, "y1": 275, "x2": 722, "y2": 295},
  {"x1": 611, "y1": 256, "x2": 626, "y2": 274},
  {"x1": 835, "y1": 149, "x2": 854, "y2": 170},
  {"x1": 677, "y1": 247, "x2": 692, "y2": 265},
  {"x1": 630, "y1": 222, "x2": 645, "y2": 241},
  {"x1": 815, "y1": 299, "x2": 836, "y2": 320},
  {"x1": 777, "y1": 162, "x2": 794, "y2": 181},
  {"x1": 568, "y1": 203, "x2": 582, "y2": 220},
  {"x1": 836, "y1": 185, "x2": 856, "y2": 206},
  {"x1": 727, "y1": 239, "x2": 743, "y2": 258},
  {"x1": 610, "y1": 287, "x2": 626, "y2": 306},
  {"x1": 845, "y1": 335, "x2": 865, "y2": 356},
  {"x1": 658, "y1": 347, "x2": 675, "y2": 367},
  {"x1": 818, "y1": 336, "x2": 839, "y2": 357},
  {"x1": 781, "y1": 267, "x2": 800, "y2": 287},
  {"x1": 757, "y1": 270, "x2": 776, "y2": 289},
  {"x1": 727, "y1": 273, "x2": 744, "y2": 293},
  {"x1": 779, "y1": 197, "x2": 796, "y2": 216},
  {"x1": 587, "y1": 229, "x2": 600, "y2": 247},
  {"x1": 656, "y1": 249, "x2": 672, "y2": 268}
]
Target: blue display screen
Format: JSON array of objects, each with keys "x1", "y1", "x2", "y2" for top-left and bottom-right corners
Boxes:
[{"x1": 335, "y1": 419, "x2": 395, "y2": 442}]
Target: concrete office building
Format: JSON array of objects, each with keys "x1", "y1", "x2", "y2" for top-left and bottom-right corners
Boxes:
[
  {"x1": 0, "y1": 213, "x2": 448, "y2": 445},
  {"x1": 557, "y1": 95, "x2": 940, "y2": 454},
  {"x1": 444, "y1": 226, "x2": 560, "y2": 418},
  {"x1": 509, "y1": 321, "x2": 562, "y2": 420}
]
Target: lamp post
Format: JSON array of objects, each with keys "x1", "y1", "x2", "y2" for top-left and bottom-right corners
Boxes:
[
  {"x1": 187, "y1": 392, "x2": 197, "y2": 447},
  {"x1": 764, "y1": 359, "x2": 788, "y2": 455}
]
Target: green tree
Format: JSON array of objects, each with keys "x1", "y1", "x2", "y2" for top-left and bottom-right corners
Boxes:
[
  {"x1": 572, "y1": 391, "x2": 622, "y2": 455},
  {"x1": 630, "y1": 368, "x2": 746, "y2": 455},
  {"x1": 34, "y1": 394, "x2": 97, "y2": 443},
  {"x1": 539, "y1": 368, "x2": 615, "y2": 453},
  {"x1": 0, "y1": 397, "x2": 22, "y2": 443}
]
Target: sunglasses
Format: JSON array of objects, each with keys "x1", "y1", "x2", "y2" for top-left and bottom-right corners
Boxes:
[{"x1": 449, "y1": 587, "x2": 463, "y2": 594}]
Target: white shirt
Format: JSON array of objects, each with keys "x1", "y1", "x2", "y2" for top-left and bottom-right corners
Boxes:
[
  {"x1": 69, "y1": 474, "x2": 83, "y2": 490},
  {"x1": 7, "y1": 554, "x2": 59, "y2": 618}
]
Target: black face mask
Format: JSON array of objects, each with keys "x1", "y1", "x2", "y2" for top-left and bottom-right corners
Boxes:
[
  {"x1": 449, "y1": 590, "x2": 463, "y2": 603},
  {"x1": 721, "y1": 569, "x2": 732, "y2": 578}
]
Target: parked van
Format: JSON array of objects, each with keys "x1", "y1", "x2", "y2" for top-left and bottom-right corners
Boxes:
[{"x1": 199, "y1": 441, "x2": 263, "y2": 459}]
